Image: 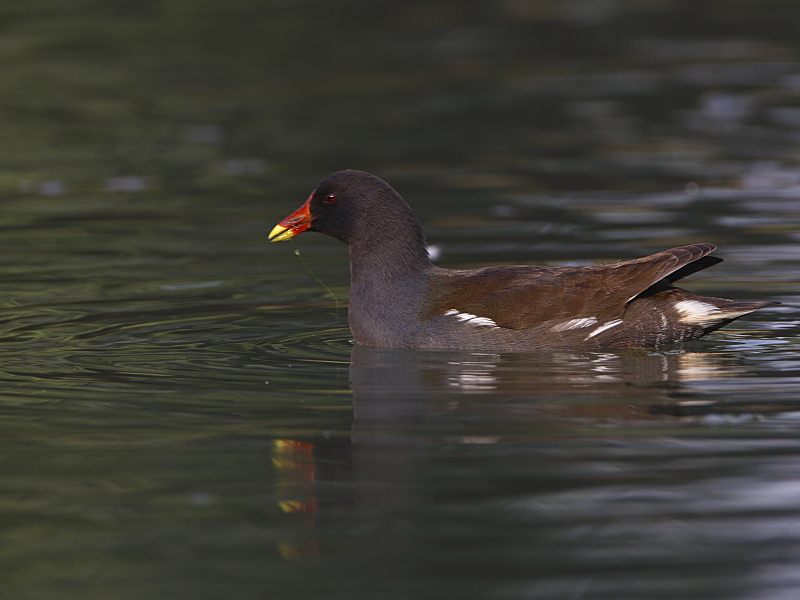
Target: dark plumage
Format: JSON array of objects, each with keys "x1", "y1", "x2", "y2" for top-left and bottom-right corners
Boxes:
[{"x1": 269, "y1": 170, "x2": 778, "y2": 351}]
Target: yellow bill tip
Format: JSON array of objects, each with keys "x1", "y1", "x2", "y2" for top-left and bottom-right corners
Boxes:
[{"x1": 269, "y1": 224, "x2": 295, "y2": 242}]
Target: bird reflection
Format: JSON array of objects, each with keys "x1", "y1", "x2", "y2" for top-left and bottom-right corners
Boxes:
[
  {"x1": 275, "y1": 343, "x2": 775, "y2": 574},
  {"x1": 350, "y1": 344, "x2": 744, "y2": 428}
]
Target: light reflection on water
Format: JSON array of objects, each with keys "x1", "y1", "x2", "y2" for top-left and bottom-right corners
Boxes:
[{"x1": 276, "y1": 342, "x2": 800, "y2": 600}]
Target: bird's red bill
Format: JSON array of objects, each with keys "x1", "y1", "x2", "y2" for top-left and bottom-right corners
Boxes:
[{"x1": 269, "y1": 194, "x2": 313, "y2": 242}]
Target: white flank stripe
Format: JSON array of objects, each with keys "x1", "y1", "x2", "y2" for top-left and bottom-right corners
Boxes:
[
  {"x1": 551, "y1": 317, "x2": 598, "y2": 332},
  {"x1": 586, "y1": 319, "x2": 623, "y2": 339},
  {"x1": 444, "y1": 309, "x2": 498, "y2": 328}
]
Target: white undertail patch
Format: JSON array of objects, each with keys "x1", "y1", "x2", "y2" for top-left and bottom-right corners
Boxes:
[
  {"x1": 674, "y1": 300, "x2": 721, "y2": 323},
  {"x1": 586, "y1": 319, "x2": 623, "y2": 339},
  {"x1": 551, "y1": 317, "x2": 598, "y2": 332},
  {"x1": 444, "y1": 309, "x2": 499, "y2": 329},
  {"x1": 673, "y1": 300, "x2": 753, "y2": 325}
]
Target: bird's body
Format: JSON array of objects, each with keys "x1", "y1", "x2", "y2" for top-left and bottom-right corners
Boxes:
[{"x1": 270, "y1": 170, "x2": 777, "y2": 351}]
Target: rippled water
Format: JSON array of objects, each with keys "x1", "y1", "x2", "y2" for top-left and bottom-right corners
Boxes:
[{"x1": 2, "y1": 1, "x2": 800, "y2": 599}]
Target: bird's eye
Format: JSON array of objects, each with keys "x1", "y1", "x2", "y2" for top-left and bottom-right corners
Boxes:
[{"x1": 323, "y1": 193, "x2": 337, "y2": 204}]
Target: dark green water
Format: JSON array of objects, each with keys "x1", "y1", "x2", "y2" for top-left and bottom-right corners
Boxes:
[{"x1": 1, "y1": 1, "x2": 800, "y2": 598}]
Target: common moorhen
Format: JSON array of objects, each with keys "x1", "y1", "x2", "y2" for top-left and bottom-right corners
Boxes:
[{"x1": 269, "y1": 170, "x2": 778, "y2": 351}]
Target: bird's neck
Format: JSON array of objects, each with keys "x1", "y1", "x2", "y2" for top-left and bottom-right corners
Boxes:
[
  {"x1": 348, "y1": 219, "x2": 431, "y2": 285},
  {"x1": 346, "y1": 224, "x2": 433, "y2": 347}
]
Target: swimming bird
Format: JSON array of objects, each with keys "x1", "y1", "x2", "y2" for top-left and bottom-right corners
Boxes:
[{"x1": 269, "y1": 170, "x2": 778, "y2": 351}]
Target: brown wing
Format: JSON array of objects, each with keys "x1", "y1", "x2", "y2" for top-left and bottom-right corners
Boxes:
[{"x1": 425, "y1": 244, "x2": 717, "y2": 329}]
